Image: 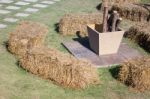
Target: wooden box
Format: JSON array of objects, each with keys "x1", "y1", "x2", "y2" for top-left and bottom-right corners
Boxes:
[{"x1": 87, "y1": 24, "x2": 124, "y2": 55}]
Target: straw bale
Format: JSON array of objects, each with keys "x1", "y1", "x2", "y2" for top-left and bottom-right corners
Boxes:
[
  {"x1": 102, "y1": 0, "x2": 141, "y2": 3},
  {"x1": 125, "y1": 22, "x2": 150, "y2": 52},
  {"x1": 100, "y1": 0, "x2": 140, "y2": 11},
  {"x1": 102, "y1": 0, "x2": 140, "y2": 4},
  {"x1": 112, "y1": 0, "x2": 140, "y2": 3},
  {"x1": 19, "y1": 47, "x2": 100, "y2": 89},
  {"x1": 111, "y1": 3, "x2": 149, "y2": 22},
  {"x1": 59, "y1": 13, "x2": 103, "y2": 36},
  {"x1": 118, "y1": 57, "x2": 150, "y2": 91},
  {"x1": 8, "y1": 21, "x2": 48, "y2": 57}
]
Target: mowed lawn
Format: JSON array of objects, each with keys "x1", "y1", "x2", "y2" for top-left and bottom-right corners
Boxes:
[{"x1": 0, "y1": 0, "x2": 150, "y2": 99}]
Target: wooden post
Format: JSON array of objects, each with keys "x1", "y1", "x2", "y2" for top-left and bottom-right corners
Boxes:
[
  {"x1": 107, "y1": 12, "x2": 113, "y2": 32},
  {"x1": 112, "y1": 11, "x2": 119, "y2": 32},
  {"x1": 102, "y1": 1, "x2": 108, "y2": 32},
  {"x1": 116, "y1": 18, "x2": 122, "y2": 31}
]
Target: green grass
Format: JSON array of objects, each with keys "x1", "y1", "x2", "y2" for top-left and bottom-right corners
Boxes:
[
  {"x1": 0, "y1": 0, "x2": 150, "y2": 99},
  {"x1": 141, "y1": 0, "x2": 150, "y2": 3}
]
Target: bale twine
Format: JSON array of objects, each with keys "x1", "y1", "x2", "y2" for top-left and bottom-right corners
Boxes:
[
  {"x1": 125, "y1": 22, "x2": 150, "y2": 52},
  {"x1": 59, "y1": 13, "x2": 103, "y2": 36},
  {"x1": 19, "y1": 47, "x2": 100, "y2": 89},
  {"x1": 118, "y1": 57, "x2": 150, "y2": 91},
  {"x1": 111, "y1": 3, "x2": 149, "y2": 22},
  {"x1": 8, "y1": 21, "x2": 48, "y2": 57}
]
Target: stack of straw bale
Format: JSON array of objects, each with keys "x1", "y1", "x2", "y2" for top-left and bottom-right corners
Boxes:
[
  {"x1": 111, "y1": 3, "x2": 149, "y2": 22},
  {"x1": 102, "y1": 0, "x2": 140, "y2": 3},
  {"x1": 119, "y1": 57, "x2": 150, "y2": 91},
  {"x1": 112, "y1": 0, "x2": 140, "y2": 3},
  {"x1": 101, "y1": 0, "x2": 140, "y2": 11},
  {"x1": 20, "y1": 47, "x2": 100, "y2": 89},
  {"x1": 8, "y1": 21, "x2": 100, "y2": 89},
  {"x1": 59, "y1": 13, "x2": 103, "y2": 36},
  {"x1": 8, "y1": 21, "x2": 48, "y2": 57},
  {"x1": 125, "y1": 22, "x2": 150, "y2": 52}
]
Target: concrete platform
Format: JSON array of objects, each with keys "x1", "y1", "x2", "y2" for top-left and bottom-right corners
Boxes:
[{"x1": 63, "y1": 41, "x2": 143, "y2": 68}]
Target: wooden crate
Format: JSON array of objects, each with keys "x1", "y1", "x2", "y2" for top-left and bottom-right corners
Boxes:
[{"x1": 87, "y1": 24, "x2": 124, "y2": 55}]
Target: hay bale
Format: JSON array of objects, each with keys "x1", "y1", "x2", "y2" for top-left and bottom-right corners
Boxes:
[
  {"x1": 125, "y1": 22, "x2": 150, "y2": 52},
  {"x1": 19, "y1": 47, "x2": 100, "y2": 89},
  {"x1": 59, "y1": 13, "x2": 103, "y2": 36},
  {"x1": 112, "y1": 0, "x2": 140, "y2": 3},
  {"x1": 8, "y1": 21, "x2": 100, "y2": 89},
  {"x1": 8, "y1": 21, "x2": 48, "y2": 57},
  {"x1": 102, "y1": 0, "x2": 140, "y2": 4},
  {"x1": 111, "y1": 3, "x2": 149, "y2": 22},
  {"x1": 118, "y1": 57, "x2": 150, "y2": 91},
  {"x1": 101, "y1": 0, "x2": 140, "y2": 11}
]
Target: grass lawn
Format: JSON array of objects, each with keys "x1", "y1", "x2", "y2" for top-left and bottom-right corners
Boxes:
[
  {"x1": 0, "y1": 0, "x2": 150, "y2": 99},
  {"x1": 141, "y1": 0, "x2": 150, "y2": 3}
]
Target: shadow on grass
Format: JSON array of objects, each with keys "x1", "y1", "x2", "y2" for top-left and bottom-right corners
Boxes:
[
  {"x1": 2, "y1": 41, "x2": 11, "y2": 53},
  {"x1": 15, "y1": 61, "x2": 28, "y2": 71},
  {"x1": 124, "y1": 31, "x2": 150, "y2": 54},
  {"x1": 54, "y1": 23, "x2": 59, "y2": 33},
  {"x1": 96, "y1": 3, "x2": 102, "y2": 10},
  {"x1": 2, "y1": 41, "x2": 29, "y2": 73},
  {"x1": 109, "y1": 66, "x2": 120, "y2": 80}
]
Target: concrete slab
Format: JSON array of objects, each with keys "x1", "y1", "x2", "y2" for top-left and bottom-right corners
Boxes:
[
  {"x1": 4, "y1": 18, "x2": 18, "y2": 22},
  {"x1": 0, "y1": 10, "x2": 10, "y2": 14},
  {"x1": 6, "y1": 6, "x2": 20, "y2": 10},
  {"x1": 33, "y1": 4, "x2": 48, "y2": 8},
  {"x1": 53, "y1": 0, "x2": 60, "y2": 1},
  {"x1": 41, "y1": 1, "x2": 55, "y2": 4},
  {"x1": 15, "y1": 13, "x2": 30, "y2": 17},
  {"x1": 24, "y1": 0, "x2": 38, "y2": 2},
  {"x1": 0, "y1": 0, "x2": 13, "y2": 4},
  {"x1": 63, "y1": 41, "x2": 143, "y2": 68},
  {"x1": 15, "y1": 1, "x2": 30, "y2": 6},
  {"x1": 25, "y1": 8, "x2": 39, "y2": 12},
  {"x1": 0, "y1": 24, "x2": 7, "y2": 29}
]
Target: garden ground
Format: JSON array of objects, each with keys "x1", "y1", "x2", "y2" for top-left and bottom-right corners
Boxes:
[{"x1": 0, "y1": 0, "x2": 150, "y2": 99}]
